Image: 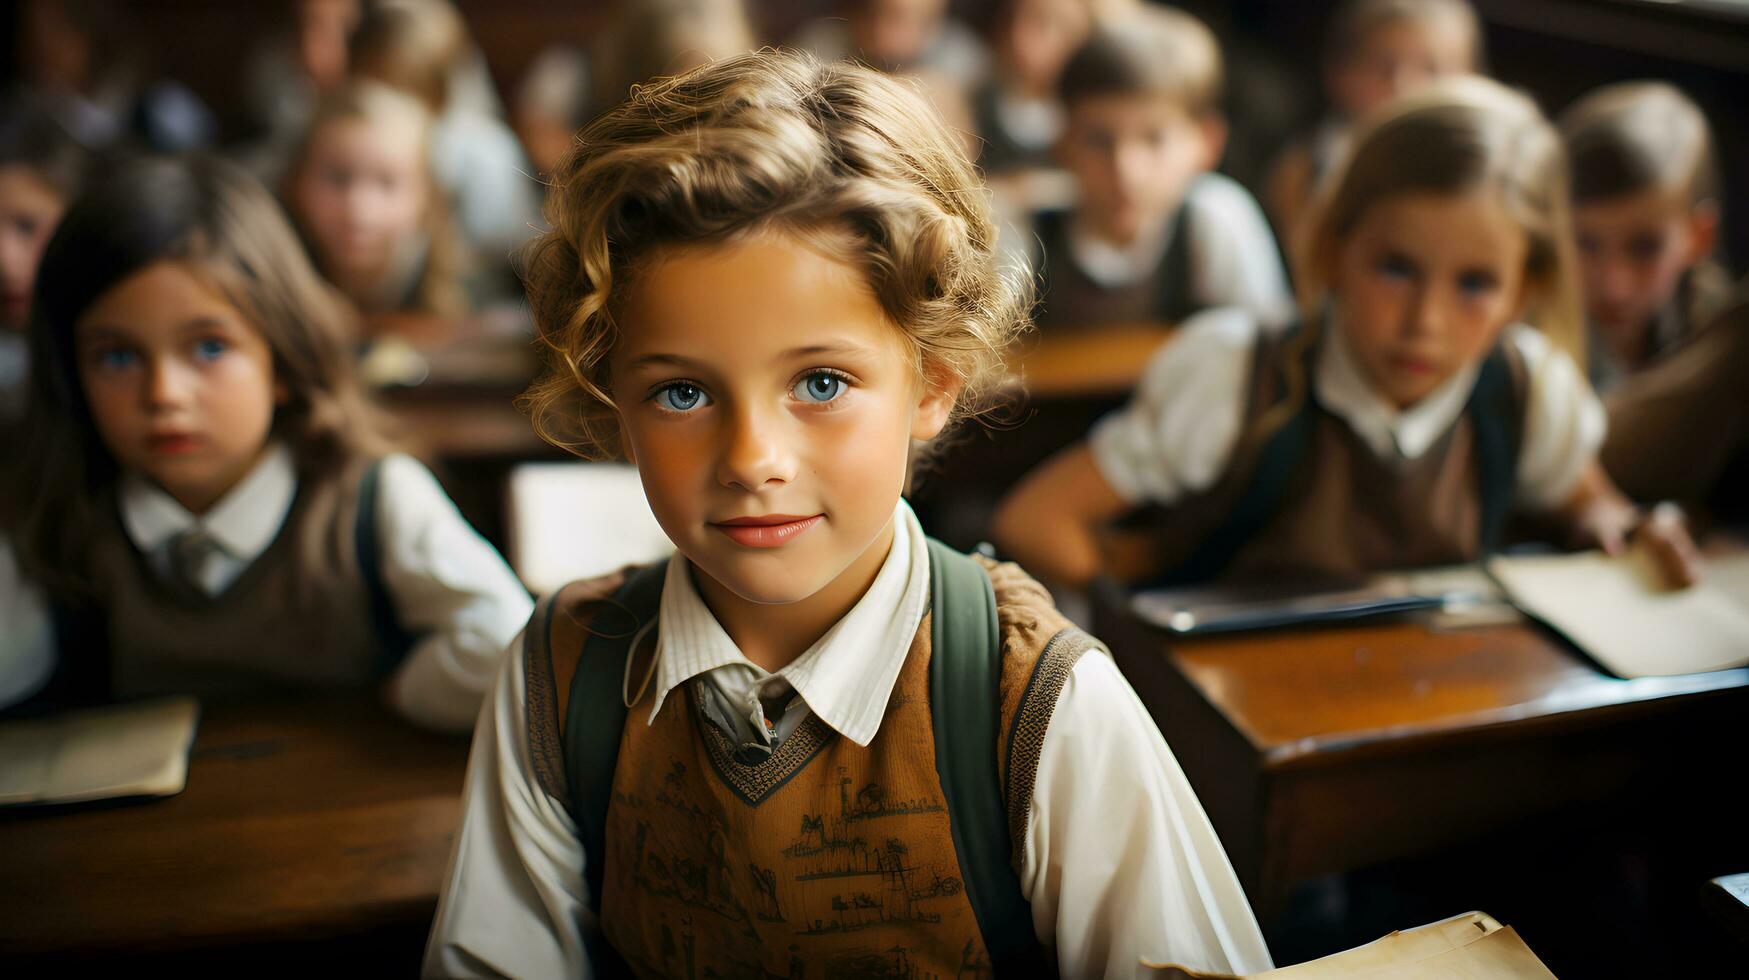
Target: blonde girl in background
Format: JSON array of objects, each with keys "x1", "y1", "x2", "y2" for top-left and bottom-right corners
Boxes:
[
  {"x1": 995, "y1": 77, "x2": 1701, "y2": 591},
  {"x1": 285, "y1": 81, "x2": 471, "y2": 323}
]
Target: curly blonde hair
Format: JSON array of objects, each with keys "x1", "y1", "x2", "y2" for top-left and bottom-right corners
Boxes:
[{"x1": 519, "y1": 49, "x2": 1030, "y2": 460}]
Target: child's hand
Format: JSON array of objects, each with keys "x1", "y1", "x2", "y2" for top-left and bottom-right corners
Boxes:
[
  {"x1": 1587, "y1": 500, "x2": 1704, "y2": 589},
  {"x1": 1562, "y1": 463, "x2": 1702, "y2": 589}
]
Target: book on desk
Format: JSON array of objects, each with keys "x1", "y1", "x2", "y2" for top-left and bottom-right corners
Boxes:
[
  {"x1": 1129, "y1": 548, "x2": 1749, "y2": 679},
  {"x1": 0, "y1": 696, "x2": 199, "y2": 807}
]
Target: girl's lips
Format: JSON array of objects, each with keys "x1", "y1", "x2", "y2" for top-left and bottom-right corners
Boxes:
[
  {"x1": 1389, "y1": 354, "x2": 1438, "y2": 375},
  {"x1": 147, "y1": 433, "x2": 204, "y2": 455},
  {"x1": 710, "y1": 514, "x2": 823, "y2": 548}
]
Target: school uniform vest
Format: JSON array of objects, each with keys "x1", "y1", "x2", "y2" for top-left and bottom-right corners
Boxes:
[
  {"x1": 1031, "y1": 184, "x2": 1198, "y2": 330},
  {"x1": 79, "y1": 454, "x2": 406, "y2": 697},
  {"x1": 524, "y1": 554, "x2": 1095, "y2": 978},
  {"x1": 1106, "y1": 326, "x2": 1528, "y2": 586}
]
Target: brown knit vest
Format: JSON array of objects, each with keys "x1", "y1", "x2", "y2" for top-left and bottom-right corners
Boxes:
[
  {"x1": 526, "y1": 558, "x2": 1095, "y2": 978},
  {"x1": 86, "y1": 453, "x2": 387, "y2": 697},
  {"x1": 1104, "y1": 330, "x2": 1528, "y2": 585}
]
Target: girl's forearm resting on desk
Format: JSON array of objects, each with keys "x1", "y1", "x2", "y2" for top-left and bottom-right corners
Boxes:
[{"x1": 993, "y1": 444, "x2": 1130, "y2": 589}]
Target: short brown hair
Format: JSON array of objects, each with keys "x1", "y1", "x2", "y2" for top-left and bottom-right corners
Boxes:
[
  {"x1": 1560, "y1": 81, "x2": 1717, "y2": 206},
  {"x1": 520, "y1": 49, "x2": 1029, "y2": 461},
  {"x1": 1057, "y1": 6, "x2": 1223, "y2": 117}
]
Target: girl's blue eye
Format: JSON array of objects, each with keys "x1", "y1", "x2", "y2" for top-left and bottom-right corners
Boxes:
[
  {"x1": 655, "y1": 382, "x2": 708, "y2": 413},
  {"x1": 794, "y1": 372, "x2": 846, "y2": 404},
  {"x1": 96, "y1": 348, "x2": 140, "y2": 371},
  {"x1": 1456, "y1": 270, "x2": 1498, "y2": 296},
  {"x1": 194, "y1": 338, "x2": 228, "y2": 362}
]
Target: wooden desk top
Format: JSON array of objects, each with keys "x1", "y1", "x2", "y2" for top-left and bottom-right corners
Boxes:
[
  {"x1": 1009, "y1": 322, "x2": 1174, "y2": 399},
  {"x1": 0, "y1": 697, "x2": 470, "y2": 956},
  {"x1": 1164, "y1": 620, "x2": 1749, "y2": 771}
]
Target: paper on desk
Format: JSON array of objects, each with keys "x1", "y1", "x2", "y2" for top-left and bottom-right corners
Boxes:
[
  {"x1": 1147, "y1": 911, "x2": 1555, "y2": 978},
  {"x1": 0, "y1": 696, "x2": 199, "y2": 806},
  {"x1": 1491, "y1": 549, "x2": 1749, "y2": 678}
]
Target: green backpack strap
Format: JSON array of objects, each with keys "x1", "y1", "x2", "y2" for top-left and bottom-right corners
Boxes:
[
  {"x1": 926, "y1": 538, "x2": 1047, "y2": 970},
  {"x1": 561, "y1": 559, "x2": 669, "y2": 917}
]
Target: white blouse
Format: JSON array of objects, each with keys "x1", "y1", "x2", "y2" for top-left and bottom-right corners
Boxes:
[
  {"x1": 1090, "y1": 307, "x2": 1607, "y2": 512},
  {"x1": 0, "y1": 445, "x2": 532, "y2": 732},
  {"x1": 424, "y1": 502, "x2": 1273, "y2": 978}
]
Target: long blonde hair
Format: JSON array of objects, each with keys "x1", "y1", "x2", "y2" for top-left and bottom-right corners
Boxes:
[
  {"x1": 519, "y1": 49, "x2": 1030, "y2": 461},
  {"x1": 285, "y1": 81, "x2": 469, "y2": 319},
  {"x1": 1258, "y1": 78, "x2": 1583, "y2": 442}
]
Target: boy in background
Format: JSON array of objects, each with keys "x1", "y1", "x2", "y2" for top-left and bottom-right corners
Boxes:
[{"x1": 1020, "y1": 5, "x2": 1291, "y2": 331}]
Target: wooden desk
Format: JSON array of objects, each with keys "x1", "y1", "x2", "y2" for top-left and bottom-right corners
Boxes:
[
  {"x1": 0, "y1": 698, "x2": 470, "y2": 965},
  {"x1": 1009, "y1": 322, "x2": 1174, "y2": 399},
  {"x1": 1094, "y1": 600, "x2": 1749, "y2": 917}
]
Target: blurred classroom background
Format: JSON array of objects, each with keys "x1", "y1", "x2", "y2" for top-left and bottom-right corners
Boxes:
[{"x1": 3, "y1": 0, "x2": 1748, "y2": 975}]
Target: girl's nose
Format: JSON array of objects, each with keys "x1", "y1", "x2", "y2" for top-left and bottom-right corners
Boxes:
[
  {"x1": 145, "y1": 357, "x2": 193, "y2": 409},
  {"x1": 715, "y1": 404, "x2": 796, "y2": 492}
]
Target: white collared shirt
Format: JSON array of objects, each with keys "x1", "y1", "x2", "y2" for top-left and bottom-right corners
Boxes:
[
  {"x1": 120, "y1": 443, "x2": 300, "y2": 596},
  {"x1": 424, "y1": 501, "x2": 1274, "y2": 979},
  {"x1": 647, "y1": 503, "x2": 927, "y2": 748},
  {"x1": 1089, "y1": 307, "x2": 1607, "y2": 512},
  {"x1": 0, "y1": 446, "x2": 532, "y2": 732}
]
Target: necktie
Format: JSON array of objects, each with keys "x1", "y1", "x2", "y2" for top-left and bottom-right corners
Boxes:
[{"x1": 169, "y1": 527, "x2": 219, "y2": 597}]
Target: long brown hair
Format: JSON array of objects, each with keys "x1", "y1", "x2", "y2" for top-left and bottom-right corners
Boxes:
[{"x1": 10, "y1": 154, "x2": 392, "y2": 598}]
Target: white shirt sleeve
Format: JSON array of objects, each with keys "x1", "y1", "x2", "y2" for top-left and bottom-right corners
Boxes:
[
  {"x1": 1185, "y1": 174, "x2": 1295, "y2": 330},
  {"x1": 0, "y1": 536, "x2": 56, "y2": 710},
  {"x1": 1087, "y1": 308, "x2": 1258, "y2": 507},
  {"x1": 1020, "y1": 648, "x2": 1274, "y2": 977},
  {"x1": 424, "y1": 628, "x2": 596, "y2": 979},
  {"x1": 1505, "y1": 327, "x2": 1609, "y2": 511},
  {"x1": 375, "y1": 454, "x2": 535, "y2": 733}
]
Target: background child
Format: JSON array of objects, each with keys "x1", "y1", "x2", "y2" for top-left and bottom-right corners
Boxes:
[
  {"x1": 285, "y1": 81, "x2": 472, "y2": 322},
  {"x1": 426, "y1": 50, "x2": 1272, "y2": 978},
  {"x1": 1266, "y1": 0, "x2": 1481, "y2": 247},
  {"x1": 0, "y1": 154, "x2": 530, "y2": 730},
  {"x1": 970, "y1": 0, "x2": 1129, "y2": 175},
  {"x1": 792, "y1": 0, "x2": 988, "y2": 90},
  {"x1": 994, "y1": 77, "x2": 1700, "y2": 591},
  {"x1": 0, "y1": 106, "x2": 88, "y2": 422},
  {"x1": 349, "y1": 0, "x2": 542, "y2": 265},
  {"x1": 1021, "y1": 5, "x2": 1292, "y2": 331},
  {"x1": 1560, "y1": 81, "x2": 1731, "y2": 391}
]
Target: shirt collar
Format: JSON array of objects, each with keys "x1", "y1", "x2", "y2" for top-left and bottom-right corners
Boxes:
[
  {"x1": 647, "y1": 499, "x2": 931, "y2": 747},
  {"x1": 1066, "y1": 209, "x2": 1176, "y2": 289},
  {"x1": 1315, "y1": 320, "x2": 1482, "y2": 461},
  {"x1": 119, "y1": 442, "x2": 298, "y2": 559}
]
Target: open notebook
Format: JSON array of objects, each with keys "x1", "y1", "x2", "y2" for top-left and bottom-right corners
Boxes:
[
  {"x1": 1491, "y1": 549, "x2": 1749, "y2": 678},
  {"x1": 1148, "y1": 911, "x2": 1554, "y2": 978},
  {"x1": 0, "y1": 697, "x2": 200, "y2": 807}
]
